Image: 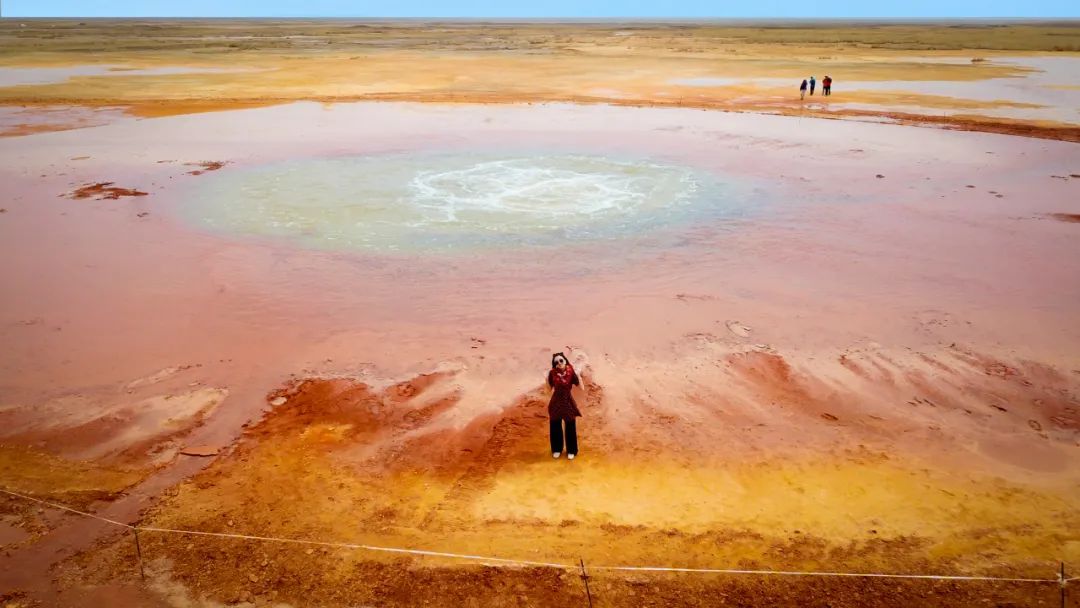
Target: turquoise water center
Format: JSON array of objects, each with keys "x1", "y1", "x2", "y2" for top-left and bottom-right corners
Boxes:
[{"x1": 188, "y1": 152, "x2": 752, "y2": 251}]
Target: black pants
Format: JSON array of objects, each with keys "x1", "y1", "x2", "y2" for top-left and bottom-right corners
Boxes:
[{"x1": 550, "y1": 418, "x2": 578, "y2": 455}]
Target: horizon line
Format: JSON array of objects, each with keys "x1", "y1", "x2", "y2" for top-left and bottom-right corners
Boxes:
[{"x1": 3, "y1": 16, "x2": 1079, "y2": 21}]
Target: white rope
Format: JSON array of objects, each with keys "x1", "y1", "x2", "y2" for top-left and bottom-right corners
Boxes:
[
  {"x1": 0, "y1": 488, "x2": 133, "y2": 529},
  {"x1": 136, "y1": 526, "x2": 570, "y2": 569},
  {"x1": 0, "y1": 488, "x2": 1065, "y2": 584},
  {"x1": 588, "y1": 565, "x2": 1055, "y2": 583}
]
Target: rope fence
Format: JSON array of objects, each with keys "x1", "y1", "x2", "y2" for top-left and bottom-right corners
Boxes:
[{"x1": 2, "y1": 487, "x2": 1071, "y2": 604}]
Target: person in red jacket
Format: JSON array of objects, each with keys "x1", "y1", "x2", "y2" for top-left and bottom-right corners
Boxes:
[
  {"x1": 547, "y1": 352, "x2": 582, "y2": 460},
  {"x1": 823, "y1": 76, "x2": 833, "y2": 96}
]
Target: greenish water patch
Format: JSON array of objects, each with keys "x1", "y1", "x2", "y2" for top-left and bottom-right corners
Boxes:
[{"x1": 186, "y1": 152, "x2": 761, "y2": 252}]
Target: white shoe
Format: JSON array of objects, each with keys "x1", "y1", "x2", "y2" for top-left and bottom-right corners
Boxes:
[
  {"x1": 553, "y1": 452, "x2": 561, "y2": 459},
  {"x1": 567, "y1": 454, "x2": 576, "y2": 460}
]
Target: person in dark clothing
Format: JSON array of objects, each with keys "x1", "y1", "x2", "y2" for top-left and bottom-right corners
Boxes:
[
  {"x1": 547, "y1": 352, "x2": 582, "y2": 460},
  {"x1": 809, "y1": 76, "x2": 816, "y2": 96},
  {"x1": 822, "y1": 76, "x2": 832, "y2": 96},
  {"x1": 799, "y1": 79, "x2": 808, "y2": 100}
]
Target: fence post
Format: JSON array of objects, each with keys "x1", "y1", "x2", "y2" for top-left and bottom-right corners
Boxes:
[
  {"x1": 133, "y1": 528, "x2": 146, "y2": 582},
  {"x1": 1061, "y1": 562, "x2": 1066, "y2": 608},
  {"x1": 579, "y1": 558, "x2": 593, "y2": 608}
]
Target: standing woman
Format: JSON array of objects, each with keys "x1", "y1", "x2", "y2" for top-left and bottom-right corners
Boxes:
[
  {"x1": 547, "y1": 352, "x2": 583, "y2": 460},
  {"x1": 799, "y1": 79, "x2": 808, "y2": 100}
]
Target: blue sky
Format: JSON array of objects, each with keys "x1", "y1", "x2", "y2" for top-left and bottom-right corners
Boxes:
[{"x1": 3, "y1": 0, "x2": 1078, "y2": 18}]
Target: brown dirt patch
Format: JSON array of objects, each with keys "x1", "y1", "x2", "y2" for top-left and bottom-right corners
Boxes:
[
  {"x1": 183, "y1": 161, "x2": 227, "y2": 176},
  {"x1": 66, "y1": 182, "x2": 148, "y2": 200}
]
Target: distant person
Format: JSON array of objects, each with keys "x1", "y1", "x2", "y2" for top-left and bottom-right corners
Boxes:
[
  {"x1": 799, "y1": 79, "x2": 808, "y2": 100},
  {"x1": 823, "y1": 76, "x2": 832, "y2": 96},
  {"x1": 809, "y1": 76, "x2": 816, "y2": 96},
  {"x1": 547, "y1": 352, "x2": 582, "y2": 460}
]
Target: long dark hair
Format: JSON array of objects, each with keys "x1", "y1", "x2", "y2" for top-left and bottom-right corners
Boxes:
[{"x1": 551, "y1": 352, "x2": 569, "y2": 369}]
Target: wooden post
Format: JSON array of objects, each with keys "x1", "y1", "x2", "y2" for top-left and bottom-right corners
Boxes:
[
  {"x1": 133, "y1": 528, "x2": 146, "y2": 582},
  {"x1": 1061, "y1": 562, "x2": 1067, "y2": 608},
  {"x1": 579, "y1": 558, "x2": 593, "y2": 608}
]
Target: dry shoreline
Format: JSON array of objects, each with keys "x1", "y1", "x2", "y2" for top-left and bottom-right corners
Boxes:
[
  {"x1": 4, "y1": 94, "x2": 1080, "y2": 143},
  {"x1": 2, "y1": 20, "x2": 1079, "y2": 140}
]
